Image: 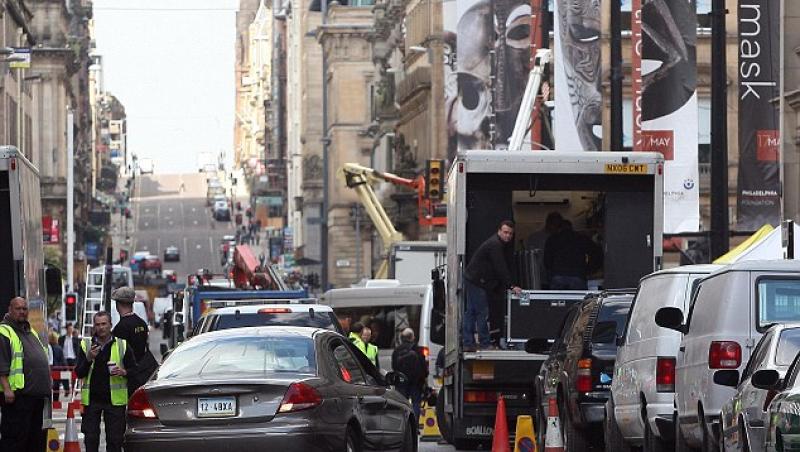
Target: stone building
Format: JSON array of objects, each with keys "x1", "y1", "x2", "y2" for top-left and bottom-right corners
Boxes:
[{"x1": 234, "y1": 0, "x2": 261, "y2": 168}]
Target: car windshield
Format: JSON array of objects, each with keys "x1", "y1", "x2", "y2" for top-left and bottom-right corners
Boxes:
[
  {"x1": 758, "y1": 279, "x2": 800, "y2": 329},
  {"x1": 157, "y1": 336, "x2": 316, "y2": 379},
  {"x1": 213, "y1": 312, "x2": 337, "y2": 332},
  {"x1": 591, "y1": 299, "x2": 632, "y2": 344},
  {"x1": 777, "y1": 328, "x2": 800, "y2": 365}
]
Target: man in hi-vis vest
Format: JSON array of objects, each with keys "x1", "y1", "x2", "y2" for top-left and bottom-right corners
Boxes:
[
  {"x1": 0, "y1": 297, "x2": 51, "y2": 452},
  {"x1": 75, "y1": 311, "x2": 136, "y2": 452}
]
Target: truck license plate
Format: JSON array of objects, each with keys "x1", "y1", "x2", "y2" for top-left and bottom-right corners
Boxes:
[
  {"x1": 604, "y1": 163, "x2": 647, "y2": 174},
  {"x1": 197, "y1": 397, "x2": 236, "y2": 417}
]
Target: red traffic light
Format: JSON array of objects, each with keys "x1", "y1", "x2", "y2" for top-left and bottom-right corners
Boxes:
[{"x1": 65, "y1": 294, "x2": 77, "y2": 305}]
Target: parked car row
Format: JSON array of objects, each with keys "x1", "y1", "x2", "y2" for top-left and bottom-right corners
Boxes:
[{"x1": 527, "y1": 259, "x2": 800, "y2": 452}]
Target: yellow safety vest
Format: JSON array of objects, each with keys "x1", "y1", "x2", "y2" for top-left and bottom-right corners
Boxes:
[
  {"x1": 80, "y1": 338, "x2": 129, "y2": 406},
  {"x1": 349, "y1": 333, "x2": 378, "y2": 366},
  {"x1": 0, "y1": 324, "x2": 46, "y2": 391}
]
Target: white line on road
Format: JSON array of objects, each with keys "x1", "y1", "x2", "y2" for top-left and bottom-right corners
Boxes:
[
  {"x1": 192, "y1": 207, "x2": 196, "y2": 212},
  {"x1": 193, "y1": 220, "x2": 198, "y2": 225},
  {"x1": 209, "y1": 236, "x2": 214, "y2": 269},
  {"x1": 157, "y1": 238, "x2": 161, "y2": 257},
  {"x1": 196, "y1": 244, "x2": 202, "y2": 249},
  {"x1": 183, "y1": 237, "x2": 188, "y2": 260}
]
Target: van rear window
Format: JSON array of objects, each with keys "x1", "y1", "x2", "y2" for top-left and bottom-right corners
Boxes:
[
  {"x1": 334, "y1": 306, "x2": 421, "y2": 349},
  {"x1": 758, "y1": 279, "x2": 800, "y2": 329},
  {"x1": 213, "y1": 312, "x2": 338, "y2": 332}
]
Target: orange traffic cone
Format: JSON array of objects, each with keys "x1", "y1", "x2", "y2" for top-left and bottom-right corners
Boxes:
[
  {"x1": 492, "y1": 395, "x2": 510, "y2": 452},
  {"x1": 544, "y1": 397, "x2": 564, "y2": 452},
  {"x1": 63, "y1": 402, "x2": 80, "y2": 452}
]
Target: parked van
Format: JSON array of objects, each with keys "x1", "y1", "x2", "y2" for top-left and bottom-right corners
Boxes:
[
  {"x1": 606, "y1": 264, "x2": 721, "y2": 451},
  {"x1": 656, "y1": 259, "x2": 800, "y2": 450},
  {"x1": 321, "y1": 283, "x2": 441, "y2": 389}
]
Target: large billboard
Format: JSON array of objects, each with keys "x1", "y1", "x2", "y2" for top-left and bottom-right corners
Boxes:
[
  {"x1": 634, "y1": 0, "x2": 700, "y2": 233},
  {"x1": 451, "y1": 0, "x2": 531, "y2": 153},
  {"x1": 553, "y1": 0, "x2": 602, "y2": 151},
  {"x1": 736, "y1": 0, "x2": 781, "y2": 229}
]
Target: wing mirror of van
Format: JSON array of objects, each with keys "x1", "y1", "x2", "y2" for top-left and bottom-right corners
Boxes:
[
  {"x1": 751, "y1": 369, "x2": 782, "y2": 390},
  {"x1": 655, "y1": 307, "x2": 687, "y2": 334},
  {"x1": 525, "y1": 338, "x2": 553, "y2": 354},
  {"x1": 712, "y1": 369, "x2": 740, "y2": 388}
]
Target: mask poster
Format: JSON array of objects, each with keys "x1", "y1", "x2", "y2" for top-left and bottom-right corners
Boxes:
[
  {"x1": 554, "y1": 0, "x2": 602, "y2": 151},
  {"x1": 453, "y1": 0, "x2": 532, "y2": 152},
  {"x1": 633, "y1": 0, "x2": 700, "y2": 233},
  {"x1": 737, "y1": 0, "x2": 781, "y2": 230}
]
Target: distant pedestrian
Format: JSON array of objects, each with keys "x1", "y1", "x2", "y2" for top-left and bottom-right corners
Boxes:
[
  {"x1": 58, "y1": 323, "x2": 80, "y2": 397},
  {"x1": 75, "y1": 312, "x2": 136, "y2": 452},
  {"x1": 110, "y1": 287, "x2": 157, "y2": 396},
  {"x1": 47, "y1": 333, "x2": 66, "y2": 401},
  {"x1": 391, "y1": 328, "x2": 427, "y2": 418},
  {"x1": 348, "y1": 323, "x2": 378, "y2": 367},
  {"x1": 0, "y1": 297, "x2": 51, "y2": 452}
]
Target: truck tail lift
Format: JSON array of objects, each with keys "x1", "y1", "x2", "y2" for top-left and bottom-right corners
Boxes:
[{"x1": 342, "y1": 162, "x2": 446, "y2": 279}]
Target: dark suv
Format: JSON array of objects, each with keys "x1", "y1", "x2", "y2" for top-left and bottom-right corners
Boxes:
[{"x1": 527, "y1": 290, "x2": 634, "y2": 452}]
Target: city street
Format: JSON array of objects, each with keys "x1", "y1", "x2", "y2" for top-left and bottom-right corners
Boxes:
[{"x1": 127, "y1": 172, "x2": 234, "y2": 277}]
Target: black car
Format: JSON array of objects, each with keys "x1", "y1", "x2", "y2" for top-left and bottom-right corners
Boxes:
[
  {"x1": 527, "y1": 290, "x2": 634, "y2": 452},
  {"x1": 124, "y1": 326, "x2": 416, "y2": 452},
  {"x1": 163, "y1": 246, "x2": 180, "y2": 262}
]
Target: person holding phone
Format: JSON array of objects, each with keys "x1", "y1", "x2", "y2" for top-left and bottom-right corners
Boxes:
[{"x1": 75, "y1": 311, "x2": 136, "y2": 452}]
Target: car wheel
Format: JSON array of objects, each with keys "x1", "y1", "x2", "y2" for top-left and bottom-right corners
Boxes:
[
  {"x1": 345, "y1": 426, "x2": 361, "y2": 452},
  {"x1": 645, "y1": 418, "x2": 671, "y2": 452},
  {"x1": 560, "y1": 400, "x2": 591, "y2": 452},
  {"x1": 604, "y1": 399, "x2": 631, "y2": 452},
  {"x1": 675, "y1": 419, "x2": 700, "y2": 452},
  {"x1": 401, "y1": 418, "x2": 418, "y2": 452}
]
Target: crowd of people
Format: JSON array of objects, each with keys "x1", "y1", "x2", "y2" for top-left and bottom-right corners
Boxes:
[{"x1": 0, "y1": 287, "x2": 157, "y2": 452}]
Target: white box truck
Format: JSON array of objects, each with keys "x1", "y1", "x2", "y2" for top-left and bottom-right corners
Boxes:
[{"x1": 433, "y1": 151, "x2": 664, "y2": 448}]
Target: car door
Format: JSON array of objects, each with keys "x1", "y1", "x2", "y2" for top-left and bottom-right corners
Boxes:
[{"x1": 329, "y1": 338, "x2": 387, "y2": 450}]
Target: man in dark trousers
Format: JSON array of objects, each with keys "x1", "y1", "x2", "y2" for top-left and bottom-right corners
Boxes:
[
  {"x1": 391, "y1": 328, "x2": 427, "y2": 419},
  {"x1": 47, "y1": 333, "x2": 66, "y2": 401},
  {"x1": 544, "y1": 220, "x2": 603, "y2": 290},
  {"x1": 59, "y1": 322, "x2": 80, "y2": 367},
  {"x1": 75, "y1": 311, "x2": 136, "y2": 452},
  {"x1": 0, "y1": 297, "x2": 51, "y2": 452},
  {"x1": 462, "y1": 220, "x2": 522, "y2": 351},
  {"x1": 110, "y1": 287, "x2": 157, "y2": 395}
]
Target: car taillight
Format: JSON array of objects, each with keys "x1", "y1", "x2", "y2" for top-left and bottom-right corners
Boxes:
[
  {"x1": 128, "y1": 388, "x2": 158, "y2": 419},
  {"x1": 419, "y1": 346, "x2": 430, "y2": 359},
  {"x1": 656, "y1": 357, "x2": 676, "y2": 392},
  {"x1": 278, "y1": 382, "x2": 322, "y2": 413},
  {"x1": 463, "y1": 391, "x2": 498, "y2": 403},
  {"x1": 576, "y1": 358, "x2": 592, "y2": 392},
  {"x1": 709, "y1": 341, "x2": 741, "y2": 369}
]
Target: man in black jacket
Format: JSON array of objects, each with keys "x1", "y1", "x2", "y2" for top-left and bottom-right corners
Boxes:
[{"x1": 462, "y1": 220, "x2": 521, "y2": 351}]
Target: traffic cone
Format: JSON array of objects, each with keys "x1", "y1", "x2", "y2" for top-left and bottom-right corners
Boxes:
[
  {"x1": 513, "y1": 415, "x2": 537, "y2": 452},
  {"x1": 492, "y1": 395, "x2": 510, "y2": 452},
  {"x1": 62, "y1": 403, "x2": 80, "y2": 452},
  {"x1": 544, "y1": 397, "x2": 564, "y2": 452},
  {"x1": 419, "y1": 402, "x2": 441, "y2": 441}
]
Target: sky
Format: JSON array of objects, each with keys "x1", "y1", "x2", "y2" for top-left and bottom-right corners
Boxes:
[{"x1": 93, "y1": 0, "x2": 239, "y2": 174}]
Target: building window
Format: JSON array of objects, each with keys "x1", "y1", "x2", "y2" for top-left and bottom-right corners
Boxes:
[{"x1": 350, "y1": 0, "x2": 375, "y2": 6}]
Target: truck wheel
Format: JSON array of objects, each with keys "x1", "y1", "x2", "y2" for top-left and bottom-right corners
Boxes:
[
  {"x1": 560, "y1": 400, "x2": 591, "y2": 452},
  {"x1": 604, "y1": 399, "x2": 631, "y2": 452},
  {"x1": 435, "y1": 389, "x2": 453, "y2": 444}
]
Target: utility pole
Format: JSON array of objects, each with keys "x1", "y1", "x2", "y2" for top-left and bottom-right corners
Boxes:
[
  {"x1": 66, "y1": 109, "x2": 74, "y2": 292},
  {"x1": 609, "y1": 0, "x2": 623, "y2": 151},
  {"x1": 321, "y1": 0, "x2": 330, "y2": 291},
  {"x1": 710, "y1": 0, "x2": 729, "y2": 259}
]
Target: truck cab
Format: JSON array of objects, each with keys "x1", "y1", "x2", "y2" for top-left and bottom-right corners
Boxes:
[{"x1": 435, "y1": 150, "x2": 664, "y2": 448}]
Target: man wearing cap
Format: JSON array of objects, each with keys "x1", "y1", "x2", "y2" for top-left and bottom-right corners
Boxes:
[
  {"x1": 110, "y1": 287, "x2": 156, "y2": 395},
  {"x1": 75, "y1": 311, "x2": 136, "y2": 452},
  {"x1": 0, "y1": 297, "x2": 51, "y2": 452}
]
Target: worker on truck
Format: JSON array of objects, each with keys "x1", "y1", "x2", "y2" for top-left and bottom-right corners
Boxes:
[
  {"x1": 462, "y1": 220, "x2": 522, "y2": 351},
  {"x1": 544, "y1": 219, "x2": 603, "y2": 290}
]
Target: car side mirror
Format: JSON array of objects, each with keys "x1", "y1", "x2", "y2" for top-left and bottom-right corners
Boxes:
[
  {"x1": 751, "y1": 369, "x2": 781, "y2": 390},
  {"x1": 525, "y1": 338, "x2": 552, "y2": 354},
  {"x1": 655, "y1": 307, "x2": 687, "y2": 333},
  {"x1": 385, "y1": 371, "x2": 407, "y2": 386},
  {"x1": 713, "y1": 369, "x2": 740, "y2": 388}
]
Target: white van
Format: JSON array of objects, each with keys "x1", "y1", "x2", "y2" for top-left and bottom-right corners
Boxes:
[
  {"x1": 321, "y1": 283, "x2": 442, "y2": 389},
  {"x1": 606, "y1": 264, "x2": 721, "y2": 451},
  {"x1": 656, "y1": 259, "x2": 800, "y2": 450}
]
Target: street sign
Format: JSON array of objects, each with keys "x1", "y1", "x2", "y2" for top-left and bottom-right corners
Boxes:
[{"x1": 10, "y1": 48, "x2": 30, "y2": 69}]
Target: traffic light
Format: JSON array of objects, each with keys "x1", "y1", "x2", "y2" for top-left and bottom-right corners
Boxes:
[
  {"x1": 64, "y1": 293, "x2": 78, "y2": 322},
  {"x1": 426, "y1": 159, "x2": 445, "y2": 201}
]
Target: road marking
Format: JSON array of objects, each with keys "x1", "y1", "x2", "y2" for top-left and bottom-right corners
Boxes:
[
  {"x1": 169, "y1": 207, "x2": 173, "y2": 212},
  {"x1": 142, "y1": 246, "x2": 148, "y2": 250},
  {"x1": 192, "y1": 207, "x2": 196, "y2": 212},
  {"x1": 193, "y1": 220, "x2": 198, "y2": 225},
  {"x1": 157, "y1": 238, "x2": 161, "y2": 257},
  {"x1": 183, "y1": 237, "x2": 188, "y2": 259},
  {"x1": 169, "y1": 221, "x2": 174, "y2": 226},
  {"x1": 144, "y1": 222, "x2": 149, "y2": 227},
  {"x1": 196, "y1": 244, "x2": 202, "y2": 249}
]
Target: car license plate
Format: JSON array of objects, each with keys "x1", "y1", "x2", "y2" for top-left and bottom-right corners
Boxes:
[
  {"x1": 604, "y1": 163, "x2": 648, "y2": 174},
  {"x1": 197, "y1": 397, "x2": 236, "y2": 417}
]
